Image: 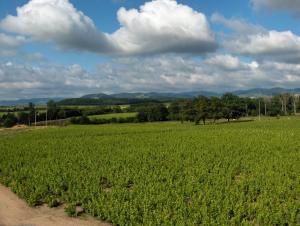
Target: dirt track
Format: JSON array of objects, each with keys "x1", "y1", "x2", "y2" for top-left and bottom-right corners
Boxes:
[{"x1": 0, "y1": 184, "x2": 111, "y2": 226}]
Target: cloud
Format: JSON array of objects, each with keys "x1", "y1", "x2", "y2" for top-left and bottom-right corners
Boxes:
[
  {"x1": 0, "y1": 33, "x2": 44, "y2": 60},
  {"x1": 0, "y1": 33, "x2": 26, "y2": 57},
  {"x1": 99, "y1": 56, "x2": 300, "y2": 92},
  {"x1": 0, "y1": 0, "x2": 217, "y2": 55},
  {"x1": 228, "y1": 30, "x2": 300, "y2": 63},
  {"x1": 211, "y1": 13, "x2": 265, "y2": 34},
  {"x1": 0, "y1": 0, "x2": 117, "y2": 54},
  {"x1": 110, "y1": 0, "x2": 217, "y2": 55},
  {"x1": 24, "y1": 52, "x2": 44, "y2": 61},
  {"x1": 3, "y1": 55, "x2": 300, "y2": 99},
  {"x1": 0, "y1": 33, "x2": 26, "y2": 48},
  {"x1": 0, "y1": 62, "x2": 105, "y2": 99},
  {"x1": 204, "y1": 54, "x2": 241, "y2": 70},
  {"x1": 252, "y1": 0, "x2": 300, "y2": 15},
  {"x1": 211, "y1": 13, "x2": 300, "y2": 63}
]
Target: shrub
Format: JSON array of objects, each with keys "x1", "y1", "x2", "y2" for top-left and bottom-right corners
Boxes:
[
  {"x1": 65, "y1": 204, "x2": 77, "y2": 217},
  {"x1": 3, "y1": 114, "x2": 17, "y2": 128}
]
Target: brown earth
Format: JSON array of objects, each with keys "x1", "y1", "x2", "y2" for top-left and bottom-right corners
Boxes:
[
  {"x1": 0, "y1": 184, "x2": 111, "y2": 226},
  {"x1": 11, "y1": 125, "x2": 29, "y2": 129}
]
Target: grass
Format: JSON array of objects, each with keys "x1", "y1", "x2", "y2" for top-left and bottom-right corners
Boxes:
[
  {"x1": 88, "y1": 112, "x2": 137, "y2": 120},
  {"x1": 0, "y1": 118, "x2": 299, "y2": 225}
]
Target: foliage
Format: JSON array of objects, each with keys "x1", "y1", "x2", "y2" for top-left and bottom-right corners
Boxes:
[
  {"x1": 70, "y1": 115, "x2": 137, "y2": 125},
  {"x1": 3, "y1": 113, "x2": 18, "y2": 128},
  {"x1": 57, "y1": 98, "x2": 164, "y2": 106},
  {"x1": 0, "y1": 119, "x2": 299, "y2": 225},
  {"x1": 137, "y1": 104, "x2": 169, "y2": 122},
  {"x1": 194, "y1": 96, "x2": 209, "y2": 125}
]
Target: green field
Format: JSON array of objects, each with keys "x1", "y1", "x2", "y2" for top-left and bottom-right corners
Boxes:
[
  {"x1": 88, "y1": 112, "x2": 137, "y2": 120},
  {"x1": 0, "y1": 119, "x2": 299, "y2": 225}
]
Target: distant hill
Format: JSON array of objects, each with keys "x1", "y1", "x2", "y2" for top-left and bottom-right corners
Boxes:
[
  {"x1": 1, "y1": 87, "x2": 300, "y2": 106},
  {"x1": 81, "y1": 93, "x2": 111, "y2": 99},
  {"x1": 0, "y1": 98, "x2": 63, "y2": 107},
  {"x1": 232, "y1": 87, "x2": 300, "y2": 97},
  {"x1": 81, "y1": 91, "x2": 219, "y2": 100},
  {"x1": 80, "y1": 88, "x2": 300, "y2": 100},
  {"x1": 109, "y1": 91, "x2": 219, "y2": 99}
]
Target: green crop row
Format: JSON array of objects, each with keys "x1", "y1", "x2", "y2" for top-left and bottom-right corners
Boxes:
[{"x1": 0, "y1": 119, "x2": 299, "y2": 225}]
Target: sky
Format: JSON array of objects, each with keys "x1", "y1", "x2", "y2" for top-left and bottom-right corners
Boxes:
[{"x1": 1, "y1": 0, "x2": 300, "y2": 99}]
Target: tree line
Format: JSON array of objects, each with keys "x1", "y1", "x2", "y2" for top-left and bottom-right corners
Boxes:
[
  {"x1": 0, "y1": 100, "x2": 125, "y2": 128},
  {"x1": 136, "y1": 93, "x2": 300, "y2": 124},
  {"x1": 1, "y1": 93, "x2": 300, "y2": 127}
]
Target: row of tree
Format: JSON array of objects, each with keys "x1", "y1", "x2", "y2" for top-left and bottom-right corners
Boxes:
[
  {"x1": 0, "y1": 101, "x2": 125, "y2": 127},
  {"x1": 1, "y1": 93, "x2": 300, "y2": 127},
  {"x1": 137, "y1": 93, "x2": 300, "y2": 124}
]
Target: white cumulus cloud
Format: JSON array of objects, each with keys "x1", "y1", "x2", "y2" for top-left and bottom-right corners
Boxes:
[
  {"x1": 0, "y1": 0, "x2": 117, "y2": 54},
  {"x1": 2, "y1": 56, "x2": 300, "y2": 99},
  {"x1": 0, "y1": 0, "x2": 217, "y2": 55},
  {"x1": 230, "y1": 30, "x2": 300, "y2": 63},
  {"x1": 111, "y1": 0, "x2": 217, "y2": 55},
  {"x1": 211, "y1": 13, "x2": 300, "y2": 63}
]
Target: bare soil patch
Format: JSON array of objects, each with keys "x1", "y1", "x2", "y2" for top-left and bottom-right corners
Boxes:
[
  {"x1": 11, "y1": 124, "x2": 29, "y2": 130},
  {"x1": 0, "y1": 184, "x2": 111, "y2": 226}
]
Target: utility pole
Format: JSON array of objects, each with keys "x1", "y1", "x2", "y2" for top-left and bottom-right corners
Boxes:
[
  {"x1": 259, "y1": 99, "x2": 261, "y2": 120},
  {"x1": 46, "y1": 107, "x2": 48, "y2": 126},
  {"x1": 35, "y1": 110, "x2": 37, "y2": 127},
  {"x1": 264, "y1": 102, "x2": 267, "y2": 116},
  {"x1": 284, "y1": 99, "x2": 287, "y2": 115},
  {"x1": 292, "y1": 94, "x2": 299, "y2": 115}
]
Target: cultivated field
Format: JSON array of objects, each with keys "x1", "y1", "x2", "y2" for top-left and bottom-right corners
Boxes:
[
  {"x1": 0, "y1": 118, "x2": 299, "y2": 225},
  {"x1": 88, "y1": 112, "x2": 137, "y2": 120}
]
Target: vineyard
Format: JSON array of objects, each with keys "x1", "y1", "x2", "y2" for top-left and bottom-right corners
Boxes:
[{"x1": 0, "y1": 118, "x2": 299, "y2": 225}]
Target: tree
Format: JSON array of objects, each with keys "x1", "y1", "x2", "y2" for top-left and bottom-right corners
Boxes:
[
  {"x1": 137, "y1": 107, "x2": 148, "y2": 122},
  {"x1": 194, "y1": 96, "x2": 209, "y2": 125},
  {"x1": 263, "y1": 96, "x2": 272, "y2": 116},
  {"x1": 221, "y1": 93, "x2": 243, "y2": 122},
  {"x1": 209, "y1": 97, "x2": 223, "y2": 123},
  {"x1": 57, "y1": 109, "x2": 66, "y2": 119},
  {"x1": 17, "y1": 112, "x2": 29, "y2": 124},
  {"x1": 268, "y1": 96, "x2": 281, "y2": 116},
  {"x1": 112, "y1": 106, "x2": 122, "y2": 113},
  {"x1": 137, "y1": 104, "x2": 168, "y2": 122},
  {"x1": 292, "y1": 94, "x2": 300, "y2": 115},
  {"x1": 3, "y1": 113, "x2": 18, "y2": 128},
  {"x1": 180, "y1": 100, "x2": 196, "y2": 122},
  {"x1": 28, "y1": 102, "x2": 35, "y2": 125},
  {"x1": 279, "y1": 93, "x2": 289, "y2": 115},
  {"x1": 47, "y1": 100, "x2": 58, "y2": 120},
  {"x1": 168, "y1": 101, "x2": 181, "y2": 121}
]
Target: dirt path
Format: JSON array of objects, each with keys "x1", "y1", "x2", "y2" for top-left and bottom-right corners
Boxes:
[{"x1": 0, "y1": 184, "x2": 111, "y2": 226}]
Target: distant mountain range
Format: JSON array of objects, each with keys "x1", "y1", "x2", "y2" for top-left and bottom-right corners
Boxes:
[
  {"x1": 81, "y1": 87, "x2": 300, "y2": 99},
  {"x1": 1, "y1": 87, "x2": 300, "y2": 106},
  {"x1": 81, "y1": 91, "x2": 218, "y2": 99},
  {"x1": 0, "y1": 98, "x2": 63, "y2": 107},
  {"x1": 232, "y1": 87, "x2": 300, "y2": 97}
]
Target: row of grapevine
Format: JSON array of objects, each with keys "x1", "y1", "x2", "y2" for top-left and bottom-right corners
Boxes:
[{"x1": 0, "y1": 119, "x2": 299, "y2": 225}]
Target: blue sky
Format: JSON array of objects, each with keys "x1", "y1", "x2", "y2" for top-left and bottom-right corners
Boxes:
[{"x1": 1, "y1": 0, "x2": 300, "y2": 99}]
